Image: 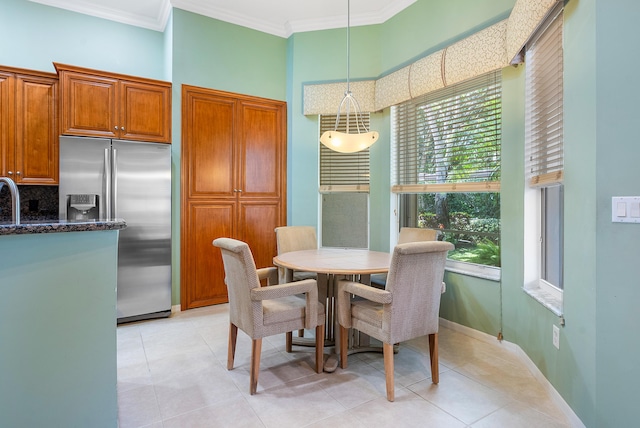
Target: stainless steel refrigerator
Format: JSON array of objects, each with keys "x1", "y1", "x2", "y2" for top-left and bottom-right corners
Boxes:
[{"x1": 59, "y1": 135, "x2": 172, "y2": 323}]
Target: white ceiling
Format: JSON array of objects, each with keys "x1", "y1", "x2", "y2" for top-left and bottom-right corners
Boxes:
[{"x1": 28, "y1": 0, "x2": 416, "y2": 37}]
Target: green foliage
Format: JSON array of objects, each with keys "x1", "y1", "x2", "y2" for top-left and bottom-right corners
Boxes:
[{"x1": 448, "y1": 239, "x2": 501, "y2": 267}]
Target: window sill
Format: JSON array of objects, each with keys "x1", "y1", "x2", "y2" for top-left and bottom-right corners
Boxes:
[
  {"x1": 445, "y1": 260, "x2": 501, "y2": 281},
  {"x1": 523, "y1": 280, "x2": 563, "y2": 316}
]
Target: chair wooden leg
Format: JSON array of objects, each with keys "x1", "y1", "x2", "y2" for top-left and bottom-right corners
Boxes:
[
  {"x1": 227, "y1": 323, "x2": 238, "y2": 370},
  {"x1": 339, "y1": 325, "x2": 349, "y2": 369},
  {"x1": 250, "y1": 338, "x2": 262, "y2": 395},
  {"x1": 286, "y1": 331, "x2": 293, "y2": 353},
  {"x1": 298, "y1": 329, "x2": 305, "y2": 337},
  {"x1": 315, "y1": 325, "x2": 325, "y2": 373},
  {"x1": 383, "y1": 342, "x2": 395, "y2": 402},
  {"x1": 429, "y1": 333, "x2": 439, "y2": 384}
]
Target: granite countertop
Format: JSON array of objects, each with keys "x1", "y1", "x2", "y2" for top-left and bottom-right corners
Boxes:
[{"x1": 0, "y1": 219, "x2": 127, "y2": 236}]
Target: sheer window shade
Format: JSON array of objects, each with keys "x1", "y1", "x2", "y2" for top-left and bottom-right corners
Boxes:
[
  {"x1": 392, "y1": 71, "x2": 501, "y2": 194},
  {"x1": 525, "y1": 9, "x2": 563, "y2": 187},
  {"x1": 319, "y1": 114, "x2": 370, "y2": 193}
]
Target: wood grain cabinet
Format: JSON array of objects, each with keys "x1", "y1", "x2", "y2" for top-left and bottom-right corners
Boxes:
[
  {"x1": 181, "y1": 85, "x2": 287, "y2": 309},
  {"x1": 54, "y1": 63, "x2": 171, "y2": 143},
  {"x1": 0, "y1": 66, "x2": 58, "y2": 185}
]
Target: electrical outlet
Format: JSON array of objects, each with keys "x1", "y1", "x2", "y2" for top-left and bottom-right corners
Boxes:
[{"x1": 553, "y1": 325, "x2": 560, "y2": 349}]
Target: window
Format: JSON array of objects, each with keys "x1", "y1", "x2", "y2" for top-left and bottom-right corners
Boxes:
[
  {"x1": 542, "y1": 185, "x2": 563, "y2": 288},
  {"x1": 523, "y1": 7, "x2": 564, "y2": 314},
  {"x1": 319, "y1": 114, "x2": 370, "y2": 248},
  {"x1": 392, "y1": 71, "x2": 501, "y2": 278}
]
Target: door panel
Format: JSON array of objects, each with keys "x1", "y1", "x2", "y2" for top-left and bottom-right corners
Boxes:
[
  {"x1": 184, "y1": 92, "x2": 235, "y2": 198},
  {"x1": 238, "y1": 201, "x2": 280, "y2": 270},
  {"x1": 0, "y1": 72, "x2": 14, "y2": 177},
  {"x1": 239, "y1": 102, "x2": 283, "y2": 197},
  {"x1": 15, "y1": 74, "x2": 58, "y2": 184},
  {"x1": 60, "y1": 71, "x2": 118, "y2": 138},
  {"x1": 183, "y1": 201, "x2": 235, "y2": 308},
  {"x1": 120, "y1": 80, "x2": 171, "y2": 143}
]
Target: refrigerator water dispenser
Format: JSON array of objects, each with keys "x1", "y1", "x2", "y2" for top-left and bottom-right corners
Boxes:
[{"x1": 67, "y1": 194, "x2": 99, "y2": 220}]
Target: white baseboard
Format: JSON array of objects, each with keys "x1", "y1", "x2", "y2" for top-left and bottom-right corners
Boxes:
[
  {"x1": 171, "y1": 305, "x2": 181, "y2": 315},
  {"x1": 439, "y1": 318, "x2": 585, "y2": 428}
]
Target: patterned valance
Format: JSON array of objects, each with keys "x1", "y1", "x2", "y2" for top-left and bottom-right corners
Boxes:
[
  {"x1": 506, "y1": 0, "x2": 562, "y2": 64},
  {"x1": 303, "y1": 80, "x2": 376, "y2": 116},
  {"x1": 303, "y1": 0, "x2": 564, "y2": 114}
]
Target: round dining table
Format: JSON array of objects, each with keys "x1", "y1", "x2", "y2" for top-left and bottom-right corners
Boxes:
[
  {"x1": 273, "y1": 247, "x2": 392, "y2": 372},
  {"x1": 273, "y1": 247, "x2": 391, "y2": 278}
]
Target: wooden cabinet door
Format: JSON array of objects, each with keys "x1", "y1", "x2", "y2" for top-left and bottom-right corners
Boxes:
[
  {"x1": 59, "y1": 70, "x2": 118, "y2": 138},
  {"x1": 182, "y1": 201, "x2": 236, "y2": 308},
  {"x1": 238, "y1": 200, "x2": 281, "y2": 269},
  {"x1": 0, "y1": 71, "x2": 15, "y2": 178},
  {"x1": 120, "y1": 80, "x2": 171, "y2": 143},
  {"x1": 237, "y1": 100, "x2": 285, "y2": 198},
  {"x1": 14, "y1": 74, "x2": 58, "y2": 184},
  {"x1": 182, "y1": 90, "x2": 236, "y2": 199}
]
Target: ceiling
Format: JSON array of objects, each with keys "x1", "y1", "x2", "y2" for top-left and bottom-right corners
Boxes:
[{"x1": 28, "y1": 0, "x2": 416, "y2": 37}]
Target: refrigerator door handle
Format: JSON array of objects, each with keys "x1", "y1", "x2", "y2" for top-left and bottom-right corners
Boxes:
[
  {"x1": 112, "y1": 147, "x2": 118, "y2": 219},
  {"x1": 105, "y1": 148, "x2": 111, "y2": 220}
]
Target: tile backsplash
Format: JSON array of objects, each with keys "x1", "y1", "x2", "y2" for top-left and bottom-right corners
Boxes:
[{"x1": 0, "y1": 185, "x2": 59, "y2": 222}]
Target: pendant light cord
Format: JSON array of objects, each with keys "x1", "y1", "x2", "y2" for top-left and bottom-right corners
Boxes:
[{"x1": 346, "y1": 0, "x2": 351, "y2": 94}]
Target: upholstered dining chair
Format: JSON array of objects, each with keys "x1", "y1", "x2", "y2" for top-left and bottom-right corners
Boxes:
[
  {"x1": 213, "y1": 237, "x2": 325, "y2": 395},
  {"x1": 337, "y1": 240, "x2": 454, "y2": 401},
  {"x1": 274, "y1": 225, "x2": 318, "y2": 283},
  {"x1": 275, "y1": 226, "x2": 324, "y2": 342},
  {"x1": 371, "y1": 227, "x2": 439, "y2": 288}
]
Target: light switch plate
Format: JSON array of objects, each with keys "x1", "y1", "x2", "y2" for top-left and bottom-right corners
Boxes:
[{"x1": 612, "y1": 197, "x2": 640, "y2": 223}]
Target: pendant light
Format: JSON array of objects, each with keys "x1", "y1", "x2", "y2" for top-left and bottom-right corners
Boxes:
[{"x1": 319, "y1": 0, "x2": 379, "y2": 153}]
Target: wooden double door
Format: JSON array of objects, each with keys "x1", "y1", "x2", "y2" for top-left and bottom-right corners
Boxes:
[{"x1": 181, "y1": 85, "x2": 287, "y2": 309}]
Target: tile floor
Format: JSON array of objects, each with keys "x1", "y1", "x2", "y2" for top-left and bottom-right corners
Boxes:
[{"x1": 117, "y1": 305, "x2": 573, "y2": 428}]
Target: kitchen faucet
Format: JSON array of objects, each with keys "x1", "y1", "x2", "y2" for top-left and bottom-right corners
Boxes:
[{"x1": 0, "y1": 176, "x2": 20, "y2": 224}]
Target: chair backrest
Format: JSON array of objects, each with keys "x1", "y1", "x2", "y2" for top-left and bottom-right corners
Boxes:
[
  {"x1": 213, "y1": 237, "x2": 261, "y2": 332},
  {"x1": 275, "y1": 226, "x2": 317, "y2": 254},
  {"x1": 384, "y1": 240, "x2": 454, "y2": 343},
  {"x1": 397, "y1": 227, "x2": 438, "y2": 244}
]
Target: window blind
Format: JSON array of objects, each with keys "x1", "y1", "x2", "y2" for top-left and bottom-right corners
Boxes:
[
  {"x1": 525, "y1": 9, "x2": 563, "y2": 187},
  {"x1": 392, "y1": 71, "x2": 501, "y2": 194},
  {"x1": 319, "y1": 113, "x2": 370, "y2": 193}
]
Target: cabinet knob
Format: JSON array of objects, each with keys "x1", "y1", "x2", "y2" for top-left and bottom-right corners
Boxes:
[
  {"x1": 16, "y1": 171, "x2": 21, "y2": 175},
  {"x1": 121, "y1": 127, "x2": 125, "y2": 131},
  {"x1": 114, "y1": 126, "x2": 118, "y2": 130},
  {"x1": 7, "y1": 171, "x2": 13, "y2": 175}
]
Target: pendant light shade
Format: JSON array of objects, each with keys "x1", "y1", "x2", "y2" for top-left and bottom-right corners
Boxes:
[{"x1": 319, "y1": 0, "x2": 378, "y2": 153}]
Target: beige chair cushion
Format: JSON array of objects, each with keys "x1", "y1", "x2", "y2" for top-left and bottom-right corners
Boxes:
[{"x1": 263, "y1": 296, "x2": 325, "y2": 326}]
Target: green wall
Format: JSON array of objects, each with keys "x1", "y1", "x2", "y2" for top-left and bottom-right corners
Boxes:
[
  {"x1": 594, "y1": 0, "x2": 640, "y2": 426},
  {"x1": 0, "y1": 0, "x2": 165, "y2": 78}
]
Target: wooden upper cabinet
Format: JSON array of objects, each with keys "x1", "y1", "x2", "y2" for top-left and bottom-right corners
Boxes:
[
  {"x1": 120, "y1": 80, "x2": 171, "y2": 142},
  {"x1": 0, "y1": 66, "x2": 58, "y2": 185},
  {"x1": 55, "y1": 63, "x2": 171, "y2": 143},
  {"x1": 15, "y1": 73, "x2": 59, "y2": 184},
  {"x1": 0, "y1": 71, "x2": 15, "y2": 181}
]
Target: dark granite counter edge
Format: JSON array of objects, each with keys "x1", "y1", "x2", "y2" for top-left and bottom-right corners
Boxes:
[{"x1": 0, "y1": 219, "x2": 127, "y2": 236}]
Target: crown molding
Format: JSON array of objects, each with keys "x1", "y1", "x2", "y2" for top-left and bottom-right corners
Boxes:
[
  {"x1": 29, "y1": 0, "x2": 415, "y2": 37},
  {"x1": 29, "y1": 0, "x2": 172, "y2": 31}
]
